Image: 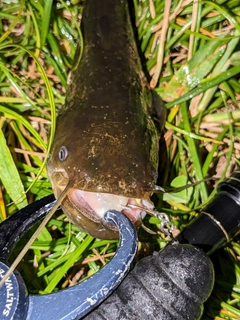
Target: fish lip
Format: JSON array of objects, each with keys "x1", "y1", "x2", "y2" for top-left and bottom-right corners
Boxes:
[
  {"x1": 48, "y1": 170, "x2": 153, "y2": 235},
  {"x1": 67, "y1": 189, "x2": 128, "y2": 232},
  {"x1": 68, "y1": 189, "x2": 152, "y2": 230},
  {"x1": 48, "y1": 170, "x2": 70, "y2": 192},
  {"x1": 47, "y1": 171, "x2": 122, "y2": 232}
]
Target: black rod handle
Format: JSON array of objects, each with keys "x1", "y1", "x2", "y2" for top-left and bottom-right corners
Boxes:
[{"x1": 176, "y1": 170, "x2": 240, "y2": 254}]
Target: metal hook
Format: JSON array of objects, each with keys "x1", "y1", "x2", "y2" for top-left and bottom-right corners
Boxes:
[{"x1": 125, "y1": 203, "x2": 174, "y2": 237}]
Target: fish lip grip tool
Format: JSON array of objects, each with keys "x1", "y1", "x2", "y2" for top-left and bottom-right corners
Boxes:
[
  {"x1": 0, "y1": 196, "x2": 138, "y2": 320},
  {"x1": 1, "y1": 170, "x2": 240, "y2": 320}
]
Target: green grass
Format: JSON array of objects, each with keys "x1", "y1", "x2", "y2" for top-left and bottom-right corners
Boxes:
[{"x1": 0, "y1": 0, "x2": 240, "y2": 318}]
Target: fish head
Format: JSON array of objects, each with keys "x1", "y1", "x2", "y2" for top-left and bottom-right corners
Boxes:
[{"x1": 47, "y1": 126, "x2": 155, "y2": 240}]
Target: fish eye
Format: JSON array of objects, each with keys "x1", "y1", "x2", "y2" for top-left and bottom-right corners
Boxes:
[{"x1": 59, "y1": 146, "x2": 68, "y2": 161}]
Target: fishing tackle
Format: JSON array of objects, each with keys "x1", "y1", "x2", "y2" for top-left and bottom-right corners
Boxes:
[
  {"x1": 0, "y1": 204, "x2": 137, "y2": 320},
  {"x1": 83, "y1": 170, "x2": 240, "y2": 319},
  {"x1": 0, "y1": 170, "x2": 240, "y2": 319},
  {"x1": 176, "y1": 170, "x2": 240, "y2": 253},
  {"x1": 84, "y1": 243, "x2": 214, "y2": 320},
  {"x1": 125, "y1": 203, "x2": 174, "y2": 236}
]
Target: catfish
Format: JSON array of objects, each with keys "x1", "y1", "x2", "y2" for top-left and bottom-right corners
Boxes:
[{"x1": 47, "y1": 0, "x2": 166, "y2": 239}]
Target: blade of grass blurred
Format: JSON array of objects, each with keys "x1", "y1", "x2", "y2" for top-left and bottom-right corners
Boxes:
[
  {"x1": 203, "y1": 111, "x2": 240, "y2": 123},
  {"x1": 43, "y1": 234, "x2": 94, "y2": 294},
  {"x1": 41, "y1": 0, "x2": 53, "y2": 48},
  {"x1": 165, "y1": 122, "x2": 222, "y2": 144},
  {"x1": 44, "y1": 35, "x2": 68, "y2": 88},
  {"x1": 1, "y1": 43, "x2": 56, "y2": 194},
  {"x1": 0, "y1": 105, "x2": 47, "y2": 150},
  {"x1": 10, "y1": 121, "x2": 43, "y2": 167},
  {"x1": 28, "y1": 2, "x2": 41, "y2": 57},
  {"x1": 163, "y1": 176, "x2": 193, "y2": 204},
  {"x1": 0, "y1": 0, "x2": 24, "y2": 43},
  {"x1": 28, "y1": 0, "x2": 68, "y2": 85},
  {"x1": 0, "y1": 62, "x2": 39, "y2": 110},
  {"x1": 165, "y1": 64, "x2": 240, "y2": 109},
  {"x1": 161, "y1": 35, "x2": 227, "y2": 102},
  {"x1": 202, "y1": 126, "x2": 229, "y2": 177},
  {"x1": 180, "y1": 102, "x2": 208, "y2": 201},
  {"x1": 217, "y1": 92, "x2": 234, "y2": 185},
  {"x1": 203, "y1": 1, "x2": 240, "y2": 33},
  {"x1": 198, "y1": 32, "x2": 240, "y2": 112},
  {"x1": 0, "y1": 128, "x2": 27, "y2": 210}
]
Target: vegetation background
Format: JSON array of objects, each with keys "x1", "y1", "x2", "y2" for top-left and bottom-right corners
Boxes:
[{"x1": 0, "y1": 0, "x2": 240, "y2": 318}]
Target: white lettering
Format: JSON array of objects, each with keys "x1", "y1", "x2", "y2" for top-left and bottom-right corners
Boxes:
[
  {"x1": 0, "y1": 275, "x2": 15, "y2": 316},
  {"x1": 0, "y1": 268, "x2": 5, "y2": 278},
  {"x1": 3, "y1": 309, "x2": 10, "y2": 316},
  {"x1": 6, "y1": 297, "x2": 14, "y2": 304},
  {"x1": 5, "y1": 303, "x2": 12, "y2": 311}
]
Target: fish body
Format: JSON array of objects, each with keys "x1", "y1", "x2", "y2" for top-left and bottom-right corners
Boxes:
[{"x1": 47, "y1": 0, "x2": 166, "y2": 239}]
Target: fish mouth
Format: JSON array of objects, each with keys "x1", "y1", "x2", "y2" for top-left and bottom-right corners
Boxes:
[
  {"x1": 49, "y1": 171, "x2": 153, "y2": 239},
  {"x1": 67, "y1": 189, "x2": 151, "y2": 227}
]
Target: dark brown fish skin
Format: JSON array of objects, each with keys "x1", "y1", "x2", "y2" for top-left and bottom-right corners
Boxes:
[{"x1": 47, "y1": 0, "x2": 165, "y2": 239}]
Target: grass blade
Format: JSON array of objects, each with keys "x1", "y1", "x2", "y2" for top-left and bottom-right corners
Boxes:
[{"x1": 0, "y1": 128, "x2": 27, "y2": 210}]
